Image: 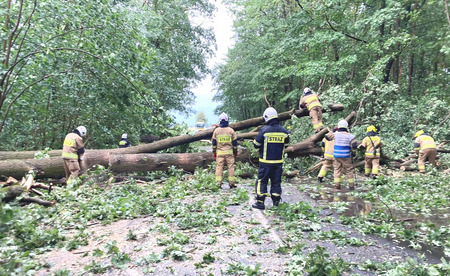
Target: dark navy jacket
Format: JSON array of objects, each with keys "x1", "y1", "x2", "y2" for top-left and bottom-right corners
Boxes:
[
  {"x1": 119, "y1": 138, "x2": 131, "y2": 148},
  {"x1": 253, "y1": 118, "x2": 290, "y2": 164}
]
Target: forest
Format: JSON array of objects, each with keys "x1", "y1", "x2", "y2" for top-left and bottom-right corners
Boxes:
[{"x1": 1, "y1": 0, "x2": 449, "y2": 275}]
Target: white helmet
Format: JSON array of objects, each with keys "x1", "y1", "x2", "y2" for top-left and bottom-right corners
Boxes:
[
  {"x1": 219, "y1": 112, "x2": 229, "y2": 122},
  {"x1": 76, "y1": 126, "x2": 87, "y2": 137},
  {"x1": 263, "y1": 107, "x2": 278, "y2": 122},
  {"x1": 303, "y1": 87, "x2": 311, "y2": 95},
  {"x1": 337, "y1": 120, "x2": 348, "y2": 129},
  {"x1": 122, "y1": 133, "x2": 128, "y2": 139}
]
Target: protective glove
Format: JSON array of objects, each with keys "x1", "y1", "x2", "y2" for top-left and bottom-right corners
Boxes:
[{"x1": 213, "y1": 153, "x2": 216, "y2": 159}]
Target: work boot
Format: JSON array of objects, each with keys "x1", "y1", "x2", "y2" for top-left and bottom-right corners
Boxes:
[
  {"x1": 252, "y1": 197, "x2": 265, "y2": 210},
  {"x1": 229, "y1": 182, "x2": 237, "y2": 189},
  {"x1": 271, "y1": 195, "x2": 281, "y2": 207},
  {"x1": 317, "y1": 177, "x2": 323, "y2": 184}
]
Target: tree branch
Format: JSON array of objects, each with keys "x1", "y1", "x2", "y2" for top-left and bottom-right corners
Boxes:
[
  {"x1": 444, "y1": 0, "x2": 450, "y2": 27},
  {"x1": 325, "y1": 14, "x2": 368, "y2": 43}
]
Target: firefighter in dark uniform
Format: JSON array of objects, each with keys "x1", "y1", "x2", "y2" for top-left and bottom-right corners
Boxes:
[
  {"x1": 252, "y1": 107, "x2": 290, "y2": 209},
  {"x1": 119, "y1": 133, "x2": 131, "y2": 148}
]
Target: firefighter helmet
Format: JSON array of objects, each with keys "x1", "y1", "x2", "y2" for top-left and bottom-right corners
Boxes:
[
  {"x1": 219, "y1": 112, "x2": 229, "y2": 122},
  {"x1": 366, "y1": 125, "x2": 377, "y2": 133},
  {"x1": 122, "y1": 133, "x2": 127, "y2": 139},
  {"x1": 415, "y1": 130, "x2": 424, "y2": 137},
  {"x1": 303, "y1": 87, "x2": 311, "y2": 95},
  {"x1": 337, "y1": 120, "x2": 348, "y2": 129},
  {"x1": 263, "y1": 107, "x2": 278, "y2": 122},
  {"x1": 76, "y1": 126, "x2": 87, "y2": 137}
]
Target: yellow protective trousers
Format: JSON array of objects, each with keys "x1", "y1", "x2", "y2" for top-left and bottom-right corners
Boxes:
[
  {"x1": 309, "y1": 106, "x2": 324, "y2": 131},
  {"x1": 417, "y1": 148, "x2": 437, "y2": 173},
  {"x1": 333, "y1": 158, "x2": 355, "y2": 188},
  {"x1": 215, "y1": 155, "x2": 236, "y2": 184},
  {"x1": 318, "y1": 159, "x2": 333, "y2": 178},
  {"x1": 364, "y1": 156, "x2": 380, "y2": 176},
  {"x1": 63, "y1": 159, "x2": 80, "y2": 184}
]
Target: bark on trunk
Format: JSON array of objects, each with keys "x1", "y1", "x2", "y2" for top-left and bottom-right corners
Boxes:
[
  {"x1": 0, "y1": 107, "x2": 351, "y2": 179},
  {"x1": 0, "y1": 105, "x2": 344, "y2": 161}
]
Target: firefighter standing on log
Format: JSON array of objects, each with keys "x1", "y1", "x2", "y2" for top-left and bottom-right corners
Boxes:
[
  {"x1": 119, "y1": 133, "x2": 131, "y2": 148},
  {"x1": 333, "y1": 120, "x2": 357, "y2": 190},
  {"x1": 252, "y1": 107, "x2": 290, "y2": 210},
  {"x1": 299, "y1": 87, "x2": 324, "y2": 132},
  {"x1": 212, "y1": 112, "x2": 238, "y2": 188},
  {"x1": 318, "y1": 126, "x2": 338, "y2": 183},
  {"x1": 414, "y1": 130, "x2": 437, "y2": 173},
  {"x1": 358, "y1": 125, "x2": 383, "y2": 178},
  {"x1": 61, "y1": 126, "x2": 86, "y2": 184}
]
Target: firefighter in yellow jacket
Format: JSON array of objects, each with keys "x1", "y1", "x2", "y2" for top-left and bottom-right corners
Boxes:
[
  {"x1": 317, "y1": 127, "x2": 337, "y2": 183},
  {"x1": 299, "y1": 87, "x2": 324, "y2": 132},
  {"x1": 62, "y1": 126, "x2": 86, "y2": 184},
  {"x1": 212, "y1": 113, "x2": 238, "y2": 188},
  {"x1": 358, "y1": 125, "x2": 383, "y2": 178},
  {"x1": 414, "y1": 130, "x2": 437, "y2": 173}
]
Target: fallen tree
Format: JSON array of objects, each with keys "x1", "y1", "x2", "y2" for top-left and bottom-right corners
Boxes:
[
  {"x1": 0, "y1": 104, "x2": 344, "y2": 161},
  {"x1": 0, "y1": 107, "x2": 349, "y2": 179}
]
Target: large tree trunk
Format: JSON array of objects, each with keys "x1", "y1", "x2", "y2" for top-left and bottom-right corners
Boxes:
[
  {"x1": 0, "y1": 144, "x2": 327, "y2": 179},
  {"x1": 0, "y1": 107, "x2": 351, "y2": 179},
  {"x1": 0, "y1": 105, "x2": 344, "y2": 161}
]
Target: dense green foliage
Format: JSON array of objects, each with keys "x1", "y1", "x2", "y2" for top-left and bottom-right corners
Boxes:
[
  {"x1": 1, "y1": 0, "x2": 214, "y2": 149},
  {"x1": 215, "y1": 0, "x2": 449, "y2": 156}
]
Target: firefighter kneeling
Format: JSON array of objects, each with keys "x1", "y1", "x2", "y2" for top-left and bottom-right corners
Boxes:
[
  {"x1": 212, "y1": 113, "x2": 238, "y2": 188},
  {"x1": 252, "y1": 107, "x2": 290, "y2": 210}
]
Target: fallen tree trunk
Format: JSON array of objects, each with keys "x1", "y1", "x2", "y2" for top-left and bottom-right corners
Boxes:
[
  {"x1": 0, "y1": 105, "x2": 345, "y2": 161},
  {"x1": 0, "y1": 108, "x2": 352, "y2": 179},
  {"x1": 0, "y1": 144, "x2": 326, "y2": 179}
]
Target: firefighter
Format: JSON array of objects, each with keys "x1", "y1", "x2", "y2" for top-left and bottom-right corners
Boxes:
[
  {"x1": 119, "y1": 133, "x2": 131, "y2": 148},
  {"x1": 333, "y1": 120, "x2": 357, "y2": 190},
  {"x1": 414, "y1": 130, "x2": 437, "y2": 173},
  {"x1": 252, "y1": 107, "x2": 290, "y2": 209},
  {"x1": 212, "y1": 112, "x2": 238, "y2": 188},
  {"x1": 358, "y1": 125, "x2": 383, "y2": 178},
  {"x1": 61, "y1": 126, "x2": 86, "y2": 184},
  {"x1": 317, "y1": 127, "x2": 338, "y2": 183},
  {"x1": 299, "y1": 87, "x2": 324, "y2": 132}
]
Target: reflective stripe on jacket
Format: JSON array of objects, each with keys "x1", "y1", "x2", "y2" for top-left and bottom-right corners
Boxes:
[
  {"x1": 253, "y1": 120, "x2": 290, "y2": 164},
  {"x1": 62, "y1": 132, "x2": 84, "y2": 160},
  {"x1": 299, "y1": 93, "x2": 322, "y2": 111},
  {"x1": 119, "y1": 139, "x2": 131, "y2": 148},
  {"x1": 414, "y1": 134, "x2": 436, "y2": 152},
  {"x1": 322, "y1": 133, "x2": 335, "y2": 160},
  {"x1": 361, "y1": 135, "x2": 382, "y2": 157},
  {"x1": 333, "y1": 131, "x2": 355, "y2": 158},
  {"x1": 212, "y1": 126, "x2": 237, "y2": 156}
]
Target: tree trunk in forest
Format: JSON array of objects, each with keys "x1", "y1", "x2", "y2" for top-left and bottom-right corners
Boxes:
[
  {"x1": 0, "y1": 104, "x2": 345, "y2": 161},
  {"x1": 0, "y1": 143, "x2": 325, "y2": 179},
  {"x1": 0, "y1": 108, "x2": 353, "y2": 179}
]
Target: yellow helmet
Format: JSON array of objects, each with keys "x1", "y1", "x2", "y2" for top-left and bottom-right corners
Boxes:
[
  {"x1": 415, "y1": 130, "x2": 424, "y2": 137},
  {"x1": 366, "y1": 125, "x2": 377, "y2": 133}
]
